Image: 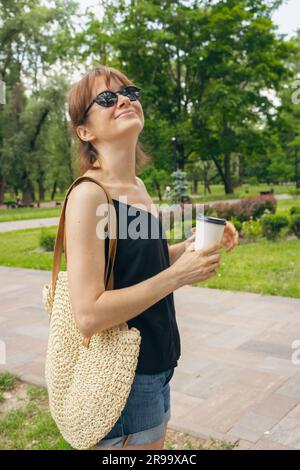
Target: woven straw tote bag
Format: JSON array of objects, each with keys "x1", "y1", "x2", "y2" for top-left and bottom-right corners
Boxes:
[{"x1": 42, "y1": 175, "x2": 141, "y2": 450}]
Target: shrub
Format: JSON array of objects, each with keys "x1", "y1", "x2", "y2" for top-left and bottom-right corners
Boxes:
[
  {"x1": 212, "y1": 195, "x2": 276, "y2": 223},
  {"x1": 229, "y1": 217, "x2": 242, "y2": 234},
  {"x1": 244, "y1": 176, "x2": 259, "y2": 185},
  {"x1": 39, "y1": 230, "x2": 56, "y2": 251},
  {"x1": 241, "y1": 218, "x2": 262, "y2": 240},
  {"x1": 261, "y1": 214, "x2": 289, "y2": 240},
  {"x1": 170, "y1": 169, "x2": 191, "y2": 204},
  {"x1": 209, "y1": 201, "x2": 237, "y2": 220},
  {"x1": 290, "y1": 206, "x2": 300, "y2": 216},
  {"x1": 288, "y1": 188, "x2": 300, "y2": 196},
  {"x1": 290, "y1": 214, "x2": 300, "y2": 238}
]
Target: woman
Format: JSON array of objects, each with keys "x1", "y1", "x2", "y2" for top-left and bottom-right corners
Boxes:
[{"x1": 65, "y1": 65, "x2": 238, "y2": 450}]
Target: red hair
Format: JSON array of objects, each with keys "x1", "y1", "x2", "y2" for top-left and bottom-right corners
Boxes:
[{"x1": 67, "y1": 64, "x2": 152, "y2": 175}]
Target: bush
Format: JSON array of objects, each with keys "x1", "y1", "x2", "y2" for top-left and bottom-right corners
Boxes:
[
  {"x1": 288, "y1": 188, "x2": 300, "y2": 196},
  {"x1": 261, "y1": 214, "x2": 289, "y2": 240},
  {"x1": 229, "y1": 217, "x2": 242, "y2": 234},
  {"x1": 212, "y1": 195, "x2": 277, "y2": 223},
  {"x1": 290, "y1": 206, "x2": 300, "y2": 216},
  {"x1": 241, "y1": 218, "x2": 262, "y2": 240},
  {"x1": 209, "y1": 201, "x2": 237, "y2": 220},
  {"x1": 39, "y1": 230, "x2": 56, "y2": 251},
  {"x1": 290, "y1": 214, "x2": 300, "y2": 238},
  {"x1": 244, "y1": 177, "x2": 259, "y2": 185}
]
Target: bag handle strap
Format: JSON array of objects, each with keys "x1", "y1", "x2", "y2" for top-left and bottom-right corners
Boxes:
[{"x1": 50, "y1": 175, "x2": 118, "y2": 347}]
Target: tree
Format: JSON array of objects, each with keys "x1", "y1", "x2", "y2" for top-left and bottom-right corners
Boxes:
[
  {"x1": 0, "y1": 0, "x2": 78, "y2": 203},
  {"x1": 76, "y1": 0, "x2": 296, "y2": 194}
]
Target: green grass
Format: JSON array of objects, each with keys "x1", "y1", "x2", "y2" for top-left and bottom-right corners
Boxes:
[
  {"x1": 0, "y1": 374, "x2": 73, "y2": 450},
  {"x1": 0, "y1": 226, "x2": 66, "y2": 271},
  {"x1": 276, "y1": 197, "x2": 300, "y2": 216},
  {"x1": 190, "y1": 183, "x2": 297, "y2": 198},
  {"x1": 194, "y1": 237, "x2": 300, "y2": 298},
  {"x1": 0, "y1": 372, "x2": 17, "y2": 403},
  {"x1": 0, "y1": 207, "x2": 61, "y2": 223},
  {"x1": 165, "y1": 435, "x2": 235, "y2": 450},
  {"x1": 0, "y1": 226, "x2": 299, "y2": 298},
  {"x1": 0, "y1": 373, "x2": 233, "y2": 450}
]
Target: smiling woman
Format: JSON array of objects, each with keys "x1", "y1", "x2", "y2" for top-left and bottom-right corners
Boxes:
[
  {"x1": 56, "y1": 64, "x2": 184, "y2": 451},
  {"x1": 44, "y1": 64, "x2": 225, "y2": 451}
]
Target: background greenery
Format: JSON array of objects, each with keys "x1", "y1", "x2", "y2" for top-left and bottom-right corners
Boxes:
[{"x1": 1, "y1": 0, "x2": 300, "y2": 205}]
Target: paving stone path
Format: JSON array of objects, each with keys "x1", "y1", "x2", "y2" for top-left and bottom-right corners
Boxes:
[{"x1": 0, "y1": 265, "x2": 300, "y2": 449}]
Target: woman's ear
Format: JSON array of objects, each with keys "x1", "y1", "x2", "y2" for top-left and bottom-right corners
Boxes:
[{"x1": 76, "y1": 125, "x2": 94, "y2": 142}]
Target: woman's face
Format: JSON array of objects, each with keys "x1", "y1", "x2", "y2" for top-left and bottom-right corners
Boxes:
[{"x1": 77, "y1": 75, "x2": 144, "y2": 146}]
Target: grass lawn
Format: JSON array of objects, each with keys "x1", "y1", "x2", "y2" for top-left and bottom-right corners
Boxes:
[
  {"x1": 0, "y1": 226, "x2": 66, "y2": 271},
  {"x1": 0, "y1": 226, "x2": 299, "y2": 298},
  {"x1": 192, "y1": 183, "x2": 297, "y2": 198},
  {"x1": 0, "y1": 207, "x2": 61, "y2": 223},
  {"x1": 194, "y1": 237, "x2": 300, "y2": 298},
  {"x1": 0, "y1": 372, "x2": 234, "y2": 450},
  {"x1": 276, "y1": 197, "x2": 300, "y2": 216}
]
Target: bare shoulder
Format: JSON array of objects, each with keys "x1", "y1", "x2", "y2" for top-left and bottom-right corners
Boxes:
[
  {"x1": 65, "y1": 181, "x2": 108, "y2": 239},
  {"x1": 66, "y1": 180, "x2": 108, "y2": 209}
]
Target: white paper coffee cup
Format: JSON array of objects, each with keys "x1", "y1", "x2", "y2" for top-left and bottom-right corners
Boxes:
[{"x1": 195, "y1": 214, "x2": 226, "y2": 251}]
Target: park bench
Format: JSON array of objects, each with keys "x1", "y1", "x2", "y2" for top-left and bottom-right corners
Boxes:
[{"x1": 259, "y1": 189, "x2": 274, "y2": 196}]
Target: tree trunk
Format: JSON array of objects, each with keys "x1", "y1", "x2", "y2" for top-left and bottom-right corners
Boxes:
[
  {"x1": 224, "y1": 152, "x2": 234, "y2": 194},
  {"x1": 154, "y1": 180, "x2": 162, "y2": 201},
  {"x1": 63, "y1": 114, "x2": 74, "y2": 181},
  {"x1": 0, "y1": 173, "x2": 5, "y2": 204},
  {"x1": 22, "y1": 179, "x2": 34, "y2": 205},
  {"x1": 38, "y1": 181, "x2": 45, "y2": 201},
  {"x1": 238, "y1": 154, "x2": 244, "y2": 185},
  {"x1": 192, "y1": 178, "x2": 198, "y2": 193},
  {"x1": 51, "y1": 180, "x2": 57, "y2": 200},
  {"x1": 204, "y1": 180, "x2": 211, "y2": 194}
]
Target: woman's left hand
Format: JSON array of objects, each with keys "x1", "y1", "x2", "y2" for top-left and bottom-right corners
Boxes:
[{"x1": 184, "y1": 221, "x2": 239, "y2": 252}]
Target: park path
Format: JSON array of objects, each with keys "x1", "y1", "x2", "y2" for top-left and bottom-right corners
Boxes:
[
  {"x1": 0, "y1": 217, "x2": 59, "y2": 233},
  {"x1": 0, "y1": 265, "x2": 300, "y2": 450}
]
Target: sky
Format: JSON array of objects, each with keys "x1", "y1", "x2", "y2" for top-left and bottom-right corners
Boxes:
[{"x1": 272, "y1": 0, "x2": 300, "y2": 38}]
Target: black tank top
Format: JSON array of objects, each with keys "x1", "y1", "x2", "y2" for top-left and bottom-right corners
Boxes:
[{"x1": 105, "y1": 198, "x2": 181, "y2": 374}]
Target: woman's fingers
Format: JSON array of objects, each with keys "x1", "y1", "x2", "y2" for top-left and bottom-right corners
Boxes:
[
  {"x1": 226, "y1": 228, "x2": 239, "y2": 251},
  {"x1": 222, "y1": 221, "x2": 239, "y2": 252},
  {"x1": 199, "y1": 241, "x2": 222, "y2": 256}
]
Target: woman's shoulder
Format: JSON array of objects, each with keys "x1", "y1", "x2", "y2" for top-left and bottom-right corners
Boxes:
[
  {"x1": 68, "y1": 174, "x2": 108, "y2": 203},
  {"x1": 65, "y1": 177, "x2": 109, "y2": 228}
]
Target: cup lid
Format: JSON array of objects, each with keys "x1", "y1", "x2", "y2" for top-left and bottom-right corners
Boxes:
[{"x1": 196, "y1": 214, "x2": 227, "y2": 226}]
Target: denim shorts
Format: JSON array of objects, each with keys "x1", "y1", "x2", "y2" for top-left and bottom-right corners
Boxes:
[{"x1": 93, "y1": 367, "x2": 175, "y2": 449}]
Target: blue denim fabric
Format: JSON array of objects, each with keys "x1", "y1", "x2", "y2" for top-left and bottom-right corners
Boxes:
[{"x1": 93, "y1": 367, "x2": 175, "y2": 448}]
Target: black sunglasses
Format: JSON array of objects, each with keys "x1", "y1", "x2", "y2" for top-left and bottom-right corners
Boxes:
[{"x1": 83, "y1": 85, "x2": 142, "y2": 119}]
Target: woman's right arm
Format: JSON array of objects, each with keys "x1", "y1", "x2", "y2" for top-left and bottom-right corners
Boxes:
[{"x1": 65, "y1": 182, "x2": 221, "y2": 338}]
